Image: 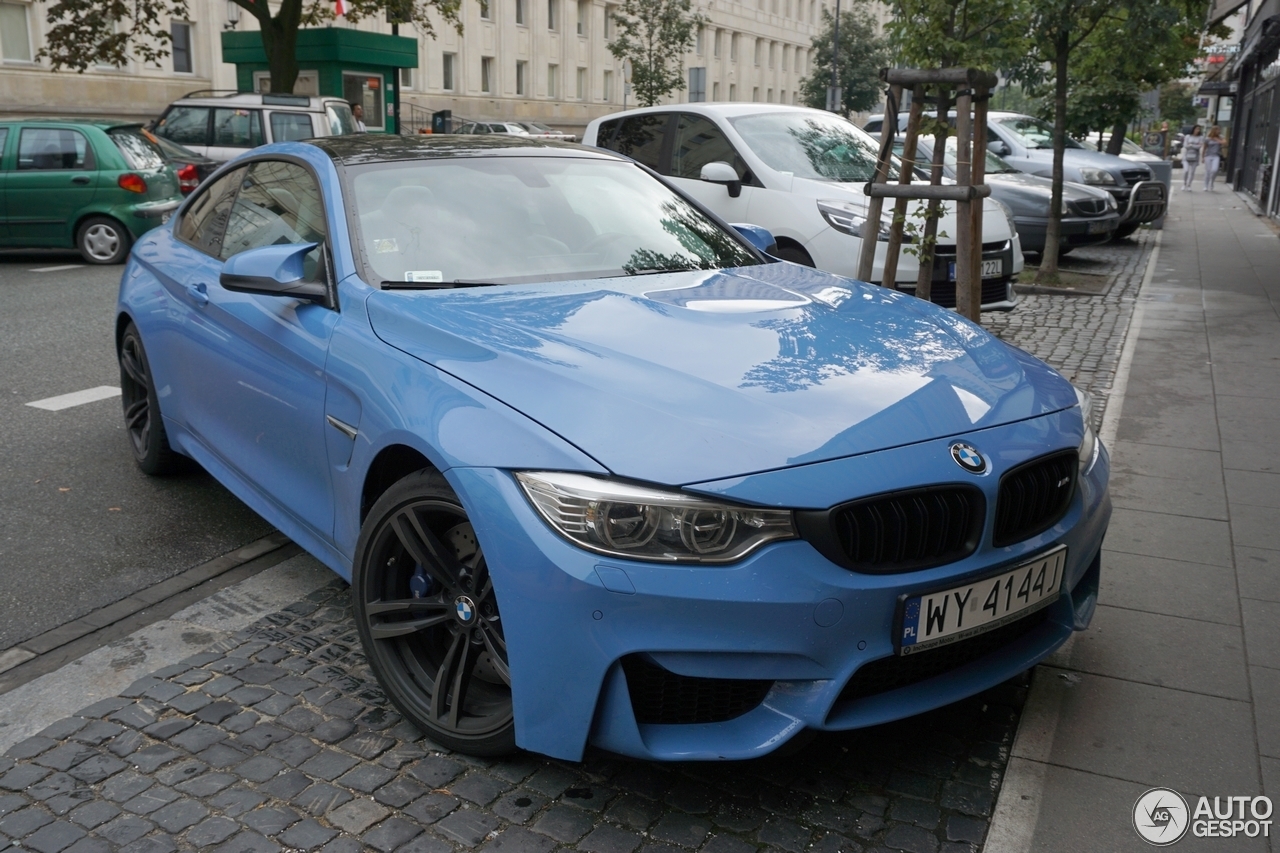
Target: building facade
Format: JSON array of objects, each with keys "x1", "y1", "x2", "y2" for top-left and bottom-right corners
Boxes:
[
  {"x1": 1213, "y1": 0, "x2": 1280, "y2": 219},
  {"x1": 0, "y1": 0, "x2": 826, "y2": 133}
]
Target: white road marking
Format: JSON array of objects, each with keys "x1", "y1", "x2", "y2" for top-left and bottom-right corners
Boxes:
[
  {"x1": 26, "y1": 386, "x2": 122, "y2": 411},
  {"x1": 29, "y1": 264, "x2": 84, "y2": 273}
]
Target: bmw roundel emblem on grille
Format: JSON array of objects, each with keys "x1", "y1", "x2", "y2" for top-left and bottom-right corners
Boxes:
[
  {"x1": 950, "y1": 442, "x2": 988, "y2": 475},
  {"x1": 454, "y1": 595, "x2": 476, "y2": 624}
]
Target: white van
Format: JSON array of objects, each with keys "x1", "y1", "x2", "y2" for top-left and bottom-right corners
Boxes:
[
  {"x1": 152, "y1": 92, "x2": 358, "y2": 162},
  {"x1": 584, "y1": 103, "x2": 1023, "y2": 310}
]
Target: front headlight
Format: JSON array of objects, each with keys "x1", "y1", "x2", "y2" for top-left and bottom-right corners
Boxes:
[
  {"x1": 817, "y1": 199, "x2": 892, "y2": 241},
  {"x1": 1104, "y1": 193, "x2": 1118, "y2": 211},
  {"x1": 516, "y1": 471, "x2": 797, "y2": 563},
  {"x1": 1060, "y1": 199, "x2": 1073, "y2": 216},
  {"x1": 1075, "y1": 387, "x2": 1100, "y2": 474},
  {"x1": 1078, "y1": 168, "x2": 1117, "y2": 186}
]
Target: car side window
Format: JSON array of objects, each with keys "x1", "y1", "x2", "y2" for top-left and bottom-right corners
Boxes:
[
  {"x1": 219, "y1": 160, "x2": 328, "y2": 280},
  {"x1": 671, "y1": 114, "x2": 750, "y2": 182},
  {"x1": 606, "y1": 115, "x2": 669, "y2": 171},
  {"x1": 177, "y1": 166, "x2": 248, "y2": 256},
  {"x1": 155, "y1": 107, "x2": 211, "y2": 146},
  {"x1": 212, "y1": 108, "x2": 264, "y2": 148},
  {"x1": 271, "y1": 112, "x2": 314, "y2": 143},
  {"x1": 17, "y1": 128, "x2": 94, "y2": 171},
  {"x1": 595, "y1": 118, "x2": 620, "y2": 147}
]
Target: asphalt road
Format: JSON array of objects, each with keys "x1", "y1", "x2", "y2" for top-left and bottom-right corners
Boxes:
[{"x1": 0, "y1": 250, "x2": 272, "y2": 652}]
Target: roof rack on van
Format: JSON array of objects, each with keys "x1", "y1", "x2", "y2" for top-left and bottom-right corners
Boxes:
[
  {"x1": 262, "y1": 94, "x2": 312, "y2": 106},
  {"x1": 182, "y1": 89, "x2": 246, "y2": 99}
]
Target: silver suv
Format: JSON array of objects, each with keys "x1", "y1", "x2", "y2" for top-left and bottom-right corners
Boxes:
[{"x1": 152, "y1": 91, "x2": 357, "y2": 162}]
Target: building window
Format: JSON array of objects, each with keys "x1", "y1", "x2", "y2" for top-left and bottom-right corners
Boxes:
[
  {"x1": 516, "y1": 0, "x2": 526, "y2": 25},
  {"x1": 516, "y1": 60, "x2": 527, "y2": 95},
  {"x1": 343, "y1": 73, "x2": 384, "y2": 129},
  {"x1": 576, "y1": 66, "x2": 586, "y2": 98},
  {"x1": 480, "y1": 0, "x2": 491, "y2": 18},
  {"x1": 577, "y1": 0, "x2": 587, "y2": 34},
  {"x1": 442, "y1": 53, "x2": 456, "y2": 90},
  {"x1": 752, "y1": 86, "x2": 759, "y2": 102},
  {"x1": 712, "y1": 81, "x2": 720, "y2": 100},
  {"x1": 782, "y1": 45, "x2": 789, "y2": 74},
  {"x1": 713, "y1": 29, "x2": 721, "y2": 58},
  {"x1": 728, "y1": 83, "x2": 736, "y2": 100},
  {"x1": 400, "y1": 67, "x2": 414, "y2": 90},
  {"x1": 548, "y1": 0, "x2": 558, "y2": 30},
  {"x1": 481, "y1": 56, "x2": 493, "y2": 92},
  {"x1": 0, "y1": 2, "x2": 31, "y2": 62},
  {"x1": 730, "y1": 33, "x2": 738, "y2": 61},
  {"x1": 603, "y1": 69, "x2": 613, "y2": 101},
  {"x1": 767, "y1": 88, "x2": 773, "y2": 102},
  {"x1": 780, "y1": 88, "x2": 785, "y2": 103},
  {"x1": 547, "y1": 63, "x2": 558, "y2": 97},
  {"x1": 809, "y1": 0, "x2": 815, "y2": 21},
  {"x1": 768, "y1": 42, "x2": 775, "y2": 68},
  {"x1": 604, "y1": 5, "x2": 614, "y2": 37},
  {"x1": 785, "y1": 0, "x2": 791, "y2": 15},
  {"x1": 695, "y1": 26, "x2": 703, "y2": 55},
  {"x1": 753, "y1": 39, "x2": 761, "y2": 66},
  {"x1": 771, "y1": 0, "x2": 778, "y2": 13},
  {"x1": 688, "y1": 66, "x2": 706, "y2": 102},
  {"x1": 170, "y1": 21, "x2": 192, "y2": 73}
]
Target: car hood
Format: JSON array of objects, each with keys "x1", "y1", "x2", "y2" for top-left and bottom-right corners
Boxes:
[
  {"x1": 366, "y1": 263, "x2": 1076, "y2": 485},
  {"x1": 1020, "y1": 146, "x2": 1136, "y2": 174},
  {"x1": 987, "y1": 172, "x2": 1110, "y2": 211}
]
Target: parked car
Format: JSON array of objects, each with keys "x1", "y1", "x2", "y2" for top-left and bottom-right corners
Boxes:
[
  {"x1": 866, "y1": 111, "x2": 1166, "y2": 239},
  {"x1": 151, "y1": 91, "x2": 357, "y2": 162},
  {"x1": 0, "y1": 119, "x2": 182, "y2": 263},
  {"x1": 140, "y1": 128, "x2": 218, "y2": 194},
  {"x1": 896, "y1": 135, "x2": 1120, "y2": 256},
  {"x1": 585, "y1": 104, "x2": 1024, "y2": 311},
  {"x1": 116, "y1": 134, "x2": 1109, "y2": 760},
  {"x1": 516, "y1": 121, "x2": 577, "y2": 142},
  {"x1": 1076, "y1": 132, "x2": 1164, "y2": 163},
  {"x1": 454, "y1": 121, "x2": 532, "y2": 136}
]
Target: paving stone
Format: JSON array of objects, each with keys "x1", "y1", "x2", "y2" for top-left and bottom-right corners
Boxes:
[
  {"x1": 269, "y1": 735, "x2": 322, "y2": 767},
  {"x1": 107, "y1": 704, "x2": 157, "y2": 730},
  {"x1": 338, "y1": 732, "x2": 395, "y2": 760},
  {"x1": 650, "y1": 812, "x2": 713, "y2": 848},
  {"x1": 938, "y1": 782, "x2": 994, "y2": 818},
  {"x1": 311, "y1": 719, "x2": 356, "y2": 744},
  {"x1": 410, "y1": 756, "x2": 466, "y2": 788},
  {"x1": 435, "y1": 807, "x2": 501, "y2": 846},
  {"x1": 142, "y1": 682, "x2": 185, "y2": 703},
  {"x1": 123, "y1": 785, "x2": 178, "y2": 816},
  {"x1": 236, "y1": 756, "x2": 286, "y2": 784},
  {"x1": 712, "y1": 801, "x2": 768, "y2": 833},
  {"x1": 807, "y1": 832, "x2": 863, "y2": 853},
  {"x1": 533, "y1": 805, "x2": 596, "y2": 843},
  {"x1": 888, "y1": 799, "x2": 940, "y2": 830},
  {"x1": 188, "y1": 816, "x2": 241, "y2": 846},
  {"x1": 169, "y1": 724, "x2": 227, "y2": 753},
  {"x1": 336, "y1": 763, "x2": 396, "y2": 794},
  {"x1": 228, "y1": 686, "x2": 275, "y2": 705},
  {"x1": 225, "y1": 711, "x2": 262, "y2": 733},
  {"x1": 0, "y1": 793, "x2": 24, "y2": 817},
  {"x1": 166, "y1": 691, "x2": 213, "y2": 714},
  {"x1": 523, "y1": 767, "x2": 577, "y2": 799},
  {"x1": 212, "y1": 830, "x2": 280, "y2": 853},
  {"x1": 174, "y1": 771, "x2": 236, "y2": 797},
  {"x1": 151, "y1": 798, "x2": 209, "y2": 832},
  {"x1": 317, "y1": 839, "x2": 366, "y2": 853},
  {"x1": 209, "y1": 784, "x2": 267, "y2": 816},
  {"x1": 260, "y1": 769, "x2": 312, "y2": 801},
  {"x1": 577, "y1": 824, "x2": 642, "y2": 853},
  {"x1": 96, "y1": 814, "x2": 154, "y2": 846},
  {"x1": 756, "y1": 818, "x2": 809, "y2": 853},
  {"x1": 68, "y1": 801, "x2": 120, "y2": 830},
  {"x1": 72, "y1": 699, "x2": 129, "y2": 720},
  {"x1": 107, "y1": 730, "x2": 145, "y2": 759},
  {"x1": 24, "y1": 820, "x2": 86, "y2": 853},
  {"x1": 397, "y1": 835, "x2": 454, "y2": 853},
  {"x1": 33, "y1": 745, "x2": 96, "y2": 773},
  {"x1": 881, "y1": 823, "x2": 938, "y2": 853},
  {"x1": 237, "y1": 724, "x2": 293, "y2": 751},
  {"x1": 292, "y1": 783, "x2": 354, "y2": 816},
  {"x1": 28, "y1": 772, "x2": 79, "y2": 800},
  {"x1": 63, "y1": 837, "x2": 111, "y2": 853},
  {"x1": 100, "y1": 771, "x2": 153, "y2": 803},
  {"x1": 701, "y1": 835, "x2": 758, "y2": 853},
  {"x1": 481, "y1": 826, "x2": 557, "y2": 853},
  {"x1": 277, "y1": 818, "x2": 339, "y2": 851},
  {"x1": 493, "y1": 790, "x2": 550, "y2": 824},
  {"x1": 328, "y1": 798, "x2": 391, "y2": 835},
  {"x1": 143, "y1": 719, "x2": 194, "y2": 741},
  {"x1": 452, "y1": 772, "x2": 511, "y2": 806},
  {"x1": 1, "y1": 805, "x2": 55, "y2": 838},
  {"x1": 122, "y1": 834, "x2": 179, "y2": 853},
  {"x1": 202, "y1": 676, "x2": 244, "y2": 697},
  {"x1": 124, "y1": 745, "x2": 179, "y2": 775},
  {"x1": 363, "y1": 816, "x2": 424, "y2": 852},
  {"x1": 242, "y1": 805, "x2": 301, "y2": 836},
  {"x1": 8, "y1": 737, "x2": 59, "y2": 760},
  {"x1": 255, "y1": 693, "x2": 299, "y2": 716}
]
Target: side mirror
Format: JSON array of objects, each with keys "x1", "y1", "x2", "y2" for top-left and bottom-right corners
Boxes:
[
  {"x1": 220, "y1": 242, "x2": 327, "y2": 303},
  {"x1": 730, "y1": 223, "x2": 778, "y2": 256},
  {"x1": 988, "y1": 140, "x2": 1011, "y2": 157},
  {"x1": 700, "y1": 161, "x2": 743, "y2": 198}
]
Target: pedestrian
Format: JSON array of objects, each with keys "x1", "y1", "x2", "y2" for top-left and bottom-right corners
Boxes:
[
  {"x1": 351, "y1": 102, "x2": 367, "y2": 133},
  {"x1": 1203, "y1": 125, "x2": 1224, "y2": 191},
  {"x1": 1181, "y1": 125, "x2": 1203, "y2": 190}
]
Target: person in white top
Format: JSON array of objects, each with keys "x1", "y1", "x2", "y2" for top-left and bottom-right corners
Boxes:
[
  {"x1": 352, "y1": 102, "x2": 368, "y2": 133},
  {"x1": 1181, "y1": 125, "x2": 1204, "y2": 191},
  {"x1": 1203, "y1": 125, "x2": 1225, "y2": 191}
]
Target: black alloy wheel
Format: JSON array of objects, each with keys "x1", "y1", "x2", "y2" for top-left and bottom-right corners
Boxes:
[
  {"x1": 353, "y1": 469, "x2": 515, "y2": 756},
  {"x1": 118, "y1": 323, "x2": 186, "y2": 475}
]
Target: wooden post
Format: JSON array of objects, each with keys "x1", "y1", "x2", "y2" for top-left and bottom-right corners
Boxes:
[
  {"x1": 857, "y1": 83, "x2": 903, "y2": 283},
  {"x1": 954, "y1": 88, "x2": 974, "y2": 321},
  {"x1": 880, "y1": 85, "x2": 924, "y2": 291},
  {"x1": 914, "y1": 88, "x2": 948, "y2": 304},
  {"x1": 966, "y1": 86, "x2": 989, "y2": 322}
]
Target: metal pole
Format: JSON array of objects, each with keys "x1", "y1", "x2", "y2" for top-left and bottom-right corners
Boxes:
[{"x1": 391, "y1": 23, "x2": 401, "y2": 135}]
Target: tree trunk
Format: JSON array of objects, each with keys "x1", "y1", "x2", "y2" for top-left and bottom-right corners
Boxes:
[
  {"x1": 248, "y1": 0, "x2": 302, "y2": 94},
  {"x1": 1106, "y1": 122, "x2": 1126, "y2": 156},
  {"x1": 1037, "y1": 35, "x2": 1069, "y2": 281}
]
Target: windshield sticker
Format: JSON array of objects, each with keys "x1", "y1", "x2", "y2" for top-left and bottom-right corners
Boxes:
[
  {"x1": 405, "y1": 270, "x2": 444, "y2": 283},
  {"x1": 373, "y1": 238, "x2": 398, "y2": 254}
]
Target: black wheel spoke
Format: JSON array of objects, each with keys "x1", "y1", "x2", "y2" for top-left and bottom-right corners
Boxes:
[
  {"x1": 125, "y1": 399, "x2": 148, "y2": 433},
  {"x1": 367, "y1": 598, "x2": 451, "y2": 639},
  {"x1": 121, "y1": 347, "x2": 147, "y2": 388},
  {"x1": 391, "y1": 509, "x2": 462, "y2": 588},
  {"x1": 478, "y1": 623, "x2": 511, "y2": 686},
  {"x1": 431, "y1": 629, "x2": 477, "y2": 728}
]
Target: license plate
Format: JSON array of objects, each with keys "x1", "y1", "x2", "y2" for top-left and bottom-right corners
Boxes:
[
  {"x1": 1138, "y1": 187, "x2": 1163, "y2": 201},
  {"x1": 1087, "y1": 219, "x2": 1113, "y2": 234},
  {"x1": 947, "y1": 259, "x2": 1003, "y2": 281},
  {"x1": 897, "y1": 546, "x2": 1067, "y2": 655}
]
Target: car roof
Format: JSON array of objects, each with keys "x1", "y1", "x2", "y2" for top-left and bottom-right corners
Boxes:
[
  {"x1": 167, "y1": 92, "x2": 338, "y2": 111},
  {"x1": 594, "y1": 102, "x2": 830, "y2": 122},
  {"x1": 0, "y1": 118, "x2": 143, "y2": 130},
  {"x1": 310, "y1": 133, "x2": 625, "y2": 165}
]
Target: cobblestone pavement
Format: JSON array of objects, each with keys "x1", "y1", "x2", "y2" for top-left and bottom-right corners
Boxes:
[{"x1": 0, "y1": 235, "x2": 1154, "y2": 853}]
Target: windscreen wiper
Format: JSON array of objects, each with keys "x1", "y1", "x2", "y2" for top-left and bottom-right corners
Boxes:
[{"x1": 380, "y1": 280, "x2": 498, "y2": 290}]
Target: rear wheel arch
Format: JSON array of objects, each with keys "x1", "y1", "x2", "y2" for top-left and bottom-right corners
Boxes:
[{"x1": 772, "y1": 237, "x2": 815, "y2": 267}]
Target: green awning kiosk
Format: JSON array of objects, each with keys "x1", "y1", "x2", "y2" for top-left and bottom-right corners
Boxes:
[{"x1": 221, "y1": 28, "x2": 417, "y2": 133}]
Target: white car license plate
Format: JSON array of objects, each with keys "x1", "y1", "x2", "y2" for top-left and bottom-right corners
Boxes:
[
  {"x1": 947, "y1": 259, "x2": 1003, "y2": 281},
  {"x1": 897, "y1": 546, "x2": 1067, "y2": 655}
]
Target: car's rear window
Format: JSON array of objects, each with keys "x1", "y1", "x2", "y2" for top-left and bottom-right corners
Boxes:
[{"x1": 110, "y1": 129, "x2": 166, "y2": 171}]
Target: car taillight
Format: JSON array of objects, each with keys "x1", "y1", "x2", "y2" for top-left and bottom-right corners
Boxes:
[
  {"x1": 176, "y1": 164, "x2": 199, "y2": 194},
  {"x1": 118, "y1": 173, "x2": 148, "y2": 194}
]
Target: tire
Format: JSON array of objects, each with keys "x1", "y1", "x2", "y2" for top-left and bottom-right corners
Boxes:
[
  {"x1": 77, "y1": 216, "x2": 131, "y2": 265},
  {"x1": 1113, "y1": 223, "x2": 1140, "y2": 240},
  {"x1": 774, "y1": 243, "x2": 815, "y2": 267},
  {"x1": 352, "y1": 469, "x2": 516, "y2": 756},
  {"x1": 118, "y1": 323, "x2": 187, "y2": 475},
  {"x1": 1058, "y1": 246, "x2": 1074, "y2": 256}
]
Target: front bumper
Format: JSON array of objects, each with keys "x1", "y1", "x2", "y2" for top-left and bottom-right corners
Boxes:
[
  {"x1": 1015, "y1": 212, "x2": 1120, "y2": 254},
  {"x1": 453, "y1": 410, "x2": 1110, "y2": 761}
]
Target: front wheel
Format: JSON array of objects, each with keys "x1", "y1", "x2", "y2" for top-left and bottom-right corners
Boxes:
[
  {"x1": 77, "y1": 217, "x2": 131, "y2": 265},
  {"x1": 352, "y1": 469, "x2": 516, "y2": 756},
  {"x1": 119, "y1": 323, "x2": 187, "y2": 475}
]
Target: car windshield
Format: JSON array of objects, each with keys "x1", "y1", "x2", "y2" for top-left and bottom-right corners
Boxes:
[
  {"x1": 994, "y1": 117, "x2": 1084, "y2": 150},
  {"x1": 349, "y1": 155, "x2": 761, "y2": 286},
  {"x1": 729, "y1": 111, "x2": 907, "y2": 182},
  {"x1": 109, "y1": 128, "x2": 167, "y2": 171},
  {"x1": 141, "y1": 129, "x2": 201, "y2": 162}
]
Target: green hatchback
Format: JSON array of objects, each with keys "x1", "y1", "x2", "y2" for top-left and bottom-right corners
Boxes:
[{"x1": 0, "y1": 120, "x2": 184, "y2": 264}]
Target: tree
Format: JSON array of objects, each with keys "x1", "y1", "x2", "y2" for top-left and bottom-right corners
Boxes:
[
  {"x1": 884, "y1": 0, "x2": 1032, "y2": 75},
  {"x1": 1159, "y1": 81, "x2": 1201, "y2": 128},
  {"x1": 36, "y1": 0, "x2": 461, "y2": 94},
  {"x1": 799, "y1": 5, "x2": 889, "y2": 116},
  {"x1": 607, "y1": 0, "x2": 706, "y2": 107}
]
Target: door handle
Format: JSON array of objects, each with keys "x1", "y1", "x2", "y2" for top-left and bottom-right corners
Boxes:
[
  {"x1": 187, "y1": 282, "x2": 209, "y2": 306},
  {"x1": 71, "y1": 176, "x2": 91, "y2": 185}
]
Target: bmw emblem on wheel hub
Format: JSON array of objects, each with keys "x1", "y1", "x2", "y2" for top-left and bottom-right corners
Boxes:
[
  {"x1": 454, "y1": 595, "x2": 477, "y2": 625},
  {"x1": 950, "y1": 442, "x2": 988, "y2": 475}
]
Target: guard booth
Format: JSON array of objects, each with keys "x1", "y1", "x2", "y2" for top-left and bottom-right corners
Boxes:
[{"x1": 221, "y1": 29, "x2": 417, "y2": 133}]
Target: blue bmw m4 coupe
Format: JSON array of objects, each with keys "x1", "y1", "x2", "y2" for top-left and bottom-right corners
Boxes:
[{"x1": 116, "y1": 135, "x2": 1110, "y2": 762}]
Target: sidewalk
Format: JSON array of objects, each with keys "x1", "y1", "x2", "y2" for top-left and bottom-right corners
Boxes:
[{"x1": 988, "y1": 186, "x2": 1280, "y2": 851}]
